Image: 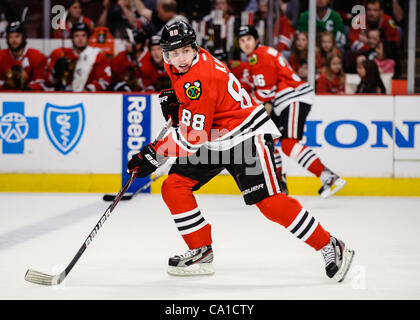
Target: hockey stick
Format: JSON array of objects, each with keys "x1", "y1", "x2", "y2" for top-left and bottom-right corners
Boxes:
[
  {"x1": 24, "y1": 170, "x2": 137, "y2": 286},
  {"x1": 25, "y1": 119, "x2": 173, "y2": 286},
  {"x1": 102, "y1": 118, "x2": 173, "y2": 201}
]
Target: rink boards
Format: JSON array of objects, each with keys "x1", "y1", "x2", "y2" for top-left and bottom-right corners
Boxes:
[{"x1": 0, "y1": 93, "x2": 419, "y2": 196}]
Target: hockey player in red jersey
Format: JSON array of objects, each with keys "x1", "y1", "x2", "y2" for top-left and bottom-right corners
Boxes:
[
  {"x1": 238, "y1": 25, "x2": 346, "y2": 198},
  {"x1": 138, "y1": 35, "x2": 171, "y2": 92},
  {"x1": 110, "y1": 28, "x2": 148, "y2": 91},
  {"x1": 0, "y1": 21, "x2": 47, "y2": 91},
  {"x1": 126, "y1": 21, "x2": 354, "y2": 282},
  {"x1": 46, "y1": 22, "x2": 111, "y2": 91}
]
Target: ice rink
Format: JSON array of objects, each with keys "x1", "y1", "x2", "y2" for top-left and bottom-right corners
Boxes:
[{"x1": 1, "y1": 191, "x2": 420, "y2": 300}]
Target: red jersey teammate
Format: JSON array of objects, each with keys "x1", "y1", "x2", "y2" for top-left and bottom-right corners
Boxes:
[
  {"x1": 126, "y1": 21, "x2": 354, "y2": 282},
  {"x1": 46, "y1": 22, "x2": 111, "y2": 92},
  {"x1": 0, "y1": 21, "x2": 47, "y2": 91},
  {"x1": 238, "y1": 25, "x2": 346, "y2": 198},
  {"x1": 110, "y1": 28, "x2": 148, "y2": 92},
  {"x1": 138, "y1": 35, "x2": 171, "y2": 92}
]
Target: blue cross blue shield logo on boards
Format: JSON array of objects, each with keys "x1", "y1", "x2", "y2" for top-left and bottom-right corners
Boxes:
[
  {"x1": 0, "y1": 101, "x2": 39, "y2": 154},
  {"x1": 122, "y1": 94, "x2": 151, "y2": 193},
  {"x1": 44, "y1": 103, "x2": 85, "y2": 155}
]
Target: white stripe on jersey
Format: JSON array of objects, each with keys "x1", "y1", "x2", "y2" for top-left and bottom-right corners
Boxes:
[
  {"x1": 273, "y1": 84, "x2": 314, "y2": 116},
  {"x1": 205, "y1": 105, "x2": 280, "y2": 151},
  {"x1": 255, "y1": 135, "x2": 274, "y2": 196}
]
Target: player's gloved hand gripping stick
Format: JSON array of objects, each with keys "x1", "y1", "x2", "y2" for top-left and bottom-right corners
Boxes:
[
  {"x1": 102, "y1": 113, "x2": 175, "y2": 201},
  {"x1": 24, "y1": 119, "x2": 172, "y2": 286}
]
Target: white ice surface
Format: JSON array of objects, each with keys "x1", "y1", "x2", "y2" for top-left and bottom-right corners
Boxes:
[{"x1": 1, "y1": 192, "x2": 420, "y2": 300}]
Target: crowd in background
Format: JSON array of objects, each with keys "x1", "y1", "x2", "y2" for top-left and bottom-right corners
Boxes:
[{"x1": 0, "y1": 0, "x2": 408, "y2": 94}]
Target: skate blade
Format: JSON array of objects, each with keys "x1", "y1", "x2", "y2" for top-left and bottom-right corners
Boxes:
[
  {"x1": 167, "y1": 263, "x2": 215, "y2": 276},
  {"x1": 320, "y1": 178, "x2": 347, "y2": 198},
  {"x1": 333, "y1": 248, "x2": 355, "y2": 283}
]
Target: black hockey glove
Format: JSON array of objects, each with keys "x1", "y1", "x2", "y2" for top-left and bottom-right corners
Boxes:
[
  {"x1": 159, "y1": 89, "x2": 180, "y2": 125},
  {"x1": 127, "y1": 143, "x2": 161, "y2": 178},
  {"x1": 53, "y1": 57, "x2": 70, "y2": 80}
]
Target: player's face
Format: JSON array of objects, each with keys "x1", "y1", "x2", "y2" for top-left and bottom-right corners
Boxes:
[
  {"x1": 7, "y1": 33, "x2": 23, "y2": 51},
  {"x1": 72, "y1": 31, "x2": 89, "y2": 50},
  {"x1": 150, "y1": 45, "x2": 163, "y2": 64},
  {"x1": 167, "y1": 46, "x2": 196, "y2": 73},
  {"x1": 239, "y1": 35, "x2": 257, "y2": 55}
]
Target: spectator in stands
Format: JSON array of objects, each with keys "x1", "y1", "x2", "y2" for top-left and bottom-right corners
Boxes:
[
  {"x1": 316, "y1": 53, "x2": 345, "y2": 94},
  {"x1": 109, "y1": 28, "x2": 147, "y2": 92},
  {"x1": 289, "y1": 31, "x2": 308, "y2": 77},
  {"x1": 198, "y1": 0, "x2": 251, "y2": 61},
  {"x1": 381, "y1": 0, "x2": 406, "y2": 28},
  {"x1": 53, "y1": 0, "x2": 95, "y2": 39},
  {"x1": 362, "y1": 28, "x2": 397, "y2": 75},
  {"x1": 356, "y1": 59, "x2": 386, "y2": 94},
  {"x1": 46, "y1": 22, "x2": 111, "y2": 92},
  {"x1": 253, "y1": 0, "x2": 296, "y2": 59},
  {"x1": 133, "y1": 0, "x2": 188, "y2": 35},
  {"x1": 348, "y1": 0, "x2": 400, "y2": 52},
  {"x1": 297, "y1": 0, "x2": 346, "y2": 48},
  {"x1": 356, "y1": 54, "x2": 367, "y2": 69},
  {"x1": 315, "y1": 31, "x2": 341, "y2": 74},
  {"x1": 138, "y1": 34, "x2": 171, "y2": 91},
  {"x1": 177, "y1": 0, "x2": 212, "y2": 22},
  {"x1": 0, "y1": 21, "x2": 47, "y2": 91},
  {"x1": 374, "y1": 40, "x2": 396, "y2": 74},
  {"x1": 280, "y1": 0, "x2": 300, "y2": 28},
  {"x1": 97, "y1": 0, "x2": 138, "y2": 37},
  {"x1": 366, "y1": 28, "x2": 382, "y2": 60}
]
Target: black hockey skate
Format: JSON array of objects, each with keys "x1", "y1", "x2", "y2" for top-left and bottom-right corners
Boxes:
[
  {"x1": 318, "y1": 168, "x2": 346, "y2": 198},
  {"x1": 320, "y1": 236, "x2": 355, "y2": 282},
  {"x1": 167, "y1": 245, "x2": 214, "y2": 276}
]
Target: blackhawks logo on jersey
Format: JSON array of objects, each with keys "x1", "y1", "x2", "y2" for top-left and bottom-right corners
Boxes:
[
  {"x1": 249, "y1": 54, "x2": 258, "y2": 66},
  {"x1": 184, "y1": 80, "x2": 202, "y2": 100}
]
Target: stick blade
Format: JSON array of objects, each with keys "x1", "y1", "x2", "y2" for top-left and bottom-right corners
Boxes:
[
  {"x1": 25, "y1": 269, "x2": 63, "y2": 286},
  {"x1": 102, "y1": 193, "x2": 133, "y2": 201}
]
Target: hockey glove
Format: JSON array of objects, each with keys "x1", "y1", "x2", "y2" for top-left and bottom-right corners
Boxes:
[
  {"x1": 53, "y1": 57, "x2": 70, "y2": 80},
  {"x1": 127, "y1": 143, "x2": 161, "y2": 178},
  {"x1": 159, "y1": 89, "x2": 180, "y2": 125}
]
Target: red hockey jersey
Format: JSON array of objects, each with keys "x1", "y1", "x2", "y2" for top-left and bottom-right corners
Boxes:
[
  {"x1": 46, "y1": 46, "x2": 111, "y2": 91},
  {"x1": 0, "y1": 47, "x2": 47, "y2": 91},
  {"x1": 154, "y1": 48, "x2": 279, "y2": 158},
  {"x1": 138, "y1": 50, "x2": 170, "y2": 92},
  {"x1": 274, "y1": 16, "x2": 296, "y2": 52},
  {"x1": 246, "y1": 45, "x2": 314, "y2": 115},
  {"x1": 110, "y1": 50, "x2": 142, "y2": 90}
]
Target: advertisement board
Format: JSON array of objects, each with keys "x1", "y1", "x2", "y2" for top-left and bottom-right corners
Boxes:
[
  {"x1": 121, "y1": 94, "x2": 152, "y2": 193},
  {"x1": 0, "y1": 93, "x2": 121, "y2": 174}
]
